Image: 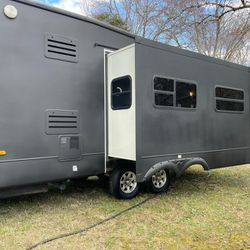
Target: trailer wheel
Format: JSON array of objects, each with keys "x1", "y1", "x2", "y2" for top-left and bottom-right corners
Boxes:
[
  {"x1": 109, "y1": 166, "x2": 139, "y2": 199},
  {"x1": 146, "y1": 169, "x2": 170, "y2": 193}
]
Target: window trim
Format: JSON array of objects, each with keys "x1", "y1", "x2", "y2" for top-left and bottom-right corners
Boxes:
[
  {"x1": 153, "y1": 75, "x2": 198, "y2": 111},
  {"x1": 111, "y1": 75, "x2": 132, "y2": 110},
  {"x1": 214, "y1": 85, "x2": 245, "y2": 114}
]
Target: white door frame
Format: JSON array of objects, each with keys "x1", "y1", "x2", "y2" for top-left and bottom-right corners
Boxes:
[{"x1": 104, "y1": 49, "x2": 114, "y2": 172}]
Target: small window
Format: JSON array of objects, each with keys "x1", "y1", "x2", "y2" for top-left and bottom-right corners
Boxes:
[
  {"x1": 215, "y1": 87, "x2": 244, "y2": 100},
  {"x1": 216, "y1": 100, "x2": 244, "y2": 112},
  {"x1": 155, "y1": 93, "x2": 174, "y2": 106},
  {"x1": 153, "y1": 77, "x2": 174, "y2": 107},
  {"x1": 215, "y1": 86, "x2": 244, "y2": 112},
  {"x1": 154, "y1": 77, "x2": 174, "y2": 92},
  {"x1": 111, "y1": 76, "x2": 132, "y2": 110},
  {"x1": 176, "y1": 81, "x2": 197, "y2": 108}
]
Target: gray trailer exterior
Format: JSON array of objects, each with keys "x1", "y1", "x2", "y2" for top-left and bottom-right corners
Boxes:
[
  {"x1": 0, "y1": 0, "x2": 135, "y2": 194},
  {"x1": 133, "y1": 40, "x2": 250, "y2": 182},
  {"x1": 0, "y1": 0, "x2": 249, "y2": 198}
]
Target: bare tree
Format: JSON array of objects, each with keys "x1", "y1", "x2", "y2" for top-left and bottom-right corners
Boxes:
[
  {"x1": 84, "y1": 0, "x2": 250, "y2": 65},
  {"x1": 168, "y1": 0, "x2": 250, "y2": 64},
  {"x1": 90, "y1": 0, "x2": 169, "y2": 39},
  {"x1": 179, "y1": 0, "x2": 250, "y2": 22}
]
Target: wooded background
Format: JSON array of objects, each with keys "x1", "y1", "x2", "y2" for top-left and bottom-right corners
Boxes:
[{"x1": 81, "y1": 0, "x2": 250, "y2": 65}]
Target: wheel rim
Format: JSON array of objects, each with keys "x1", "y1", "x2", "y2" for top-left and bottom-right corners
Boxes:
[
  {"x1": 120, "y1": 171, "x2": 137, "y2": 194},
  {"x1": 152, "y1": 169, "x2": 167, "y2": 189}
]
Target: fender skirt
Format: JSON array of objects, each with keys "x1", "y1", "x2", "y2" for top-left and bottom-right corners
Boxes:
[{"x1": 142, "y1": 157, "x2": 209, "y2": 182}]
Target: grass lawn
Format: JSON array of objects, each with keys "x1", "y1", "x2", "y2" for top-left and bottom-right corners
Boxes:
[{"x1": 0, "y1": 165, "x2": 249, "y2": 250}]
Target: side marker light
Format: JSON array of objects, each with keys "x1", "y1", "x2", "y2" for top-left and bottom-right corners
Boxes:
[{"x1": 0, "y1": 151, "x2": 7, "y2": 156}]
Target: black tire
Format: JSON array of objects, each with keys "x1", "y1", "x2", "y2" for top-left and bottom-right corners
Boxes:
[
  {"x1": 146, "y1": 169, "x2": 170, "y2": 193},
  {"x1": 109, "y1": 166, "x2": 139, "y2": 199}
]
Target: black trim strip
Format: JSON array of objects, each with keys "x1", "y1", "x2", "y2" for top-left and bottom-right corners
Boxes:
[
  {"x1": 48, "y1": 39, "x2": 76, "y2": 47},
  {"x1": 48, "y1": 115, "x2": 77, "y2": 118},
  {"x1": 48, "y1": 44, "x2": 76, "y2": 52},
  {"x1": 94, "y1": 43, "x2": 119, "y2": 51},
  {"x1": 47, "y1": 50, "x2": 76, "y2": 57}
]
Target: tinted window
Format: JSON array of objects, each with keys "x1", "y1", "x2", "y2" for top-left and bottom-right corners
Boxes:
[
  {"x1": 216, "y1": 100, "x2": 244, "y2": 112},
  {"x1": 154, "y1": 77, "x2": 174, "y2": 92},
  {"x1": 216, "y1": 87, "x2": 244, "y2": 100},
  {"x1": 215, "y1": 86, "x2": 244, "y2": 112},
  {"x1": 155, "y1": 93, "x2": 174, "y2": 107},
  {"x1": 112, "y1": 77, "x2": 131, "y2": 93},
  {"x1": 111, "y1": 76, "x2": 131, "y2": 110},
  {"x1": 154, "y1": 77, "x2": 175, "y2": 107},
  {"x1": 176, "y1": 81, "x2": 197, "y2": 108}
]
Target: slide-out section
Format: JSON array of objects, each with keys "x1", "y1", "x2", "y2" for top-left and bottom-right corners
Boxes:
[{"x1": 107, "y1": 44, "x2": 136, "y2": 161}]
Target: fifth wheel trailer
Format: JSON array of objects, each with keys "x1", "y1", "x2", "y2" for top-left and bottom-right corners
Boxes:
[{"x1": 0, "y1": 0, "x2": 249, "y2": 199}]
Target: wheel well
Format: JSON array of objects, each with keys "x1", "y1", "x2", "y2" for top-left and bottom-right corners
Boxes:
[
  {"x1": 109, "y1": 159, "x2": 136, "y2": 170},
  {"x1": 142, "y1": 157, "x2": 209, "y2": 181},
  {"x1": 109, "y1": 160, "x2": 139, "y2": 199},
  {"x1": 176, "y1": 158, "x2": 209, "y2": 176}
]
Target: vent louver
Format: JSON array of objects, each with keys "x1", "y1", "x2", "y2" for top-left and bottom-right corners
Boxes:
[
  {"x1": 46, "y1": 110, "x2": 80, "y2": 135},
  {"x1": 45, "y1": 33, "x2": 79, "y2": 63}
]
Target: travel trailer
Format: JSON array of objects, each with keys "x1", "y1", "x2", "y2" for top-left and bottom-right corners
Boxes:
[{"x1": 0, "y1": 0, "x2": 249, "y2": 199}]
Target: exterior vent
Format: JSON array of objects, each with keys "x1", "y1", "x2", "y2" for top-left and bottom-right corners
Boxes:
[
  {"x1": 46, "y1": 110, "x2": 80, "y2": 135},
  {"x1": 45, "y1": 33, "x2": 79, "y2": 63}
]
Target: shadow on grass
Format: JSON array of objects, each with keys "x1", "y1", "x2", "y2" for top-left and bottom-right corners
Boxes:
[
  {"x1": 0, "y1": 166, "x2": 247, "y2": 210},
  {"x1": 0, "y1": 177, "x2": 110, "y2": 209},
  {"x1": 178, "y1": 166, "x2": 247, "y2": 187}
]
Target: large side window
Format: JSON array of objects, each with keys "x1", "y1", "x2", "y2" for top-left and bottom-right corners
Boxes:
[
  {"x1": 111, "y1": 76, "x2": 132, "y2": 110},
  {"x1": 215, "y1": 86, "x2": 244, "y2": 112},
  {"x1": 154, "y1": 76, "x2": 197, "y2": 109}
]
